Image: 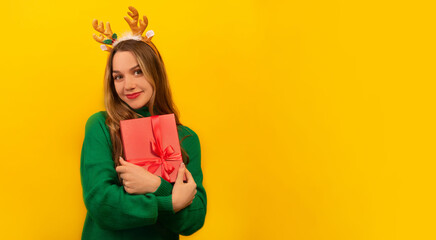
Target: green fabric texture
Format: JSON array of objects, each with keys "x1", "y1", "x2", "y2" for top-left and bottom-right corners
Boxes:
[
  {"x1": 80, "y1": 105, "x2": 207, "y2": 239},
  {"x1": 102, "y1": 39, "x2": 113, "y2": 44}
]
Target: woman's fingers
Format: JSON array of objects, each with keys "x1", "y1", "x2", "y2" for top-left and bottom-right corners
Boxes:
[
  {"x1": 116, "y1": 166, "x2": 132, "y2": 183},
  {"x1": 119, "y1": 156, "x2": 135, "y2": 166},
  {"x1": 117, "y1": 159, "x2": 142, "y2": 174},
  {"x1": 115, "y1": 165, "x2": 127, "y2": 173},
  {"x1": 119, "y1": 156, "x2": 126, "y2": 164},
  {"x1": 176, "y1": 162, "x2": 185, "y2": 183},
  {"x1": 185, "y1": 168, "x2": 195, "y2": 182},
  {"x1": 119, "y1": 172, "x2": 129, "y2": 180}
]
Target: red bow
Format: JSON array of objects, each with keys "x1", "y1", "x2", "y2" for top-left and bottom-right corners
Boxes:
[{"x1": 128, "y1": 115, "x2": 182, "y2": 182}]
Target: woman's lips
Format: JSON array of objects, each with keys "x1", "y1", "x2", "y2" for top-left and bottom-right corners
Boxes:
[{"x1": 126, "y1": 92, "x2": 141, "y2": 99}]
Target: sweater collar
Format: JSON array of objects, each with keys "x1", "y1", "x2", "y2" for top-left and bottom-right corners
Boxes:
[{"x1": 132, "y1": 105, "x2": 152, "y2": 117}]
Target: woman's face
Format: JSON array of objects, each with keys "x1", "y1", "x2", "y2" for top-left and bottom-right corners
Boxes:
[{"x1": 112, "y1": 51, "x2": 153, "y2": 109}]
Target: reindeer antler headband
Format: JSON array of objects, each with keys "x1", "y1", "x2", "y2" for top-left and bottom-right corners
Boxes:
[{"x1": 92, "y1": 6, "x2": 158, "y2": 55}]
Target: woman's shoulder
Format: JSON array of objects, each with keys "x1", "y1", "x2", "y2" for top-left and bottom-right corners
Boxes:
[
  {"x1": 177, "y1": 125, "x2": 201, "y2": 159},
  {"x1": 85, "y1": 111, "x2": 108, "y2": 132},
  {"x1": 177, "y1": 124, "x2": 201, "y2": 150},
  {"x1": 177, "y1": 124, "x2": 198, "y2": 139}
]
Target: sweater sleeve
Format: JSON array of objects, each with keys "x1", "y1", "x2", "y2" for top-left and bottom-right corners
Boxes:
[
  {"x1": 157, "y1": 126, "x2": 207, "y2": 236},
  {"x1": 152, "y1": 176, "x2": 173, "y2": 196},
  {"x1": 80, "y1": 112, "x2": 175, "y2": 231}
]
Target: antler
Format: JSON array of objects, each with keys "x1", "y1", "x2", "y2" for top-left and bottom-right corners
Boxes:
[
  {"x1": 92, "y1": 19, "x2": 115, "y2": 52},
  {"x1": 92, "y1": 19, "x2": 115, "y2": 42},
  {"x1": 91, "y1": 6, "x2": 155, "y2": 53},
  {"x1": 124, "y1": 6, "x2": 150, "y2": 39}
]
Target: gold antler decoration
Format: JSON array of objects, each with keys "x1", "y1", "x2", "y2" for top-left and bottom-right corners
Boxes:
[
  {"x1": 92, "y1": 6, "x2": 157, "y2": 54},
  {"x1": 92, "y1": 19, "x2": 117, "y2": 52},
  {"x1": 124, "y1": 6, "x2": 154, "y2": 41}
]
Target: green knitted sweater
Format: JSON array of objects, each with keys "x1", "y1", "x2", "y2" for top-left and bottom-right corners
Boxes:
[{"x1": 80, "y1": 105, "x2": 207, "y2": 239}]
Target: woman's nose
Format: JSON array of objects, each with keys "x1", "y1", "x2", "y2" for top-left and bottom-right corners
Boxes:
[{"x1": 124, "y1": 75, "x2": 136, "y2": 89}]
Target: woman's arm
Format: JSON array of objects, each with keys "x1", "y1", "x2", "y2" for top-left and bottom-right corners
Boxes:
[
  {"x1": 80, "y1": 112, "x2": 175, "y2": 231},
  {"x1": 152, "y1": 176, "x2": 173, "y2": 196},
  {"x1": 156, "y1": 127, "x2": 207, "y2": 236}
]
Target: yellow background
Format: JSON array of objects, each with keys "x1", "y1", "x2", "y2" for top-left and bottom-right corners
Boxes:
[{"x1": 0, "y1": 0, "x2": 435, "y2": 239}]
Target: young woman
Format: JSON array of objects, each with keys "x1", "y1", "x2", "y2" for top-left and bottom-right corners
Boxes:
[{"x1": 80, "y1": 7, "x2": 207, "y2": 239}]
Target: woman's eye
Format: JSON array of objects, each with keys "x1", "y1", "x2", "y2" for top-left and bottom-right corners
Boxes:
[
  {"x1": 134, "y1": 70, "x2": 142, "y2": 75},
  {"x1": 114, "y1": 75, "x2": 122, "y2": 80}
]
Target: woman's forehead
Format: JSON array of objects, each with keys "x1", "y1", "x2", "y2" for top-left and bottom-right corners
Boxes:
[{"x1": 112, "y1": 51, "x2": 139, "y2": 71}]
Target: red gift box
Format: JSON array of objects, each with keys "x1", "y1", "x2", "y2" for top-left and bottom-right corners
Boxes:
[{"x1": 120, "y1": 113, "x2": 186, "y2": 183}]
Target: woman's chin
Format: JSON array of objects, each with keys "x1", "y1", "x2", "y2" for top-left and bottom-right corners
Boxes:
[{"x1": 125, "y1": 100, "x2": 147, "y2": 110}]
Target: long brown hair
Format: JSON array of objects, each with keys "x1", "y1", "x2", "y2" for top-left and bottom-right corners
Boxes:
[{"x1": 102, "y1": 39, "x2": 191, "y2": 184}]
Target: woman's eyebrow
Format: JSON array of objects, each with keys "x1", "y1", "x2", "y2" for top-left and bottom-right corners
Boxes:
[{"x1": 112, "y1": 65, "x2": 140, "y2": 73}]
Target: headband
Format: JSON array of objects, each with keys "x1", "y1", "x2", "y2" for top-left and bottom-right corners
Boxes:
[{"x1": 92, "y1": 6, "x2": 158, "y2": 55}]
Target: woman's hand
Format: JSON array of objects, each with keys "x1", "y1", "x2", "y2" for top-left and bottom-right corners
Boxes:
[
  {"x1": 172, "y1": 162, "x2": 197, "y2": 213},
  {"x1": 115, "y1": 157, "x2": 161, "y2": 195}
]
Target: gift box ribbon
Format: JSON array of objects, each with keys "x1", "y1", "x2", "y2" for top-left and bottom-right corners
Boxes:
[{"x1": 128, "y1": 115, "x2": 182, "y2": 182}]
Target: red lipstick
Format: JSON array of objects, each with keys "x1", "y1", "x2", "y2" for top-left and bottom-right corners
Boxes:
[{"x1": 126, "y1": 92, "x2": 141, "y2": 99}]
